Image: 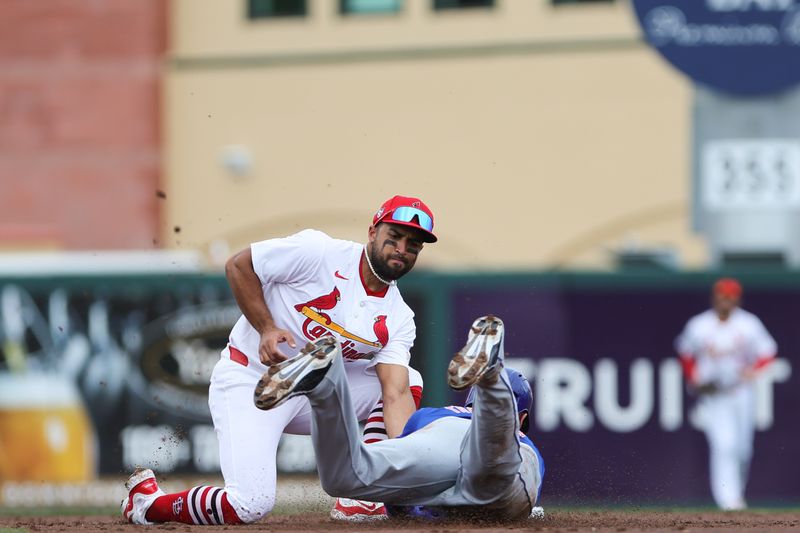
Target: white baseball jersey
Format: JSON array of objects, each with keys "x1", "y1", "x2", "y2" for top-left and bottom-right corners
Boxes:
[
  {"x1": 227, "y1": 229, "x2": 416, "y2": 373},
  {"x1": 675, "y1": 308, "x2": 776, "y2": 388}
]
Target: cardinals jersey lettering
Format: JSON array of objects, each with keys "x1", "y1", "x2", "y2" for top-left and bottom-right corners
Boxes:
[
  {"x1": 675, "y1": 308, "x2": 776, "y2": 388},
  {"x1": 227, "y1": 230, "x2": 416, "y2": 372}
]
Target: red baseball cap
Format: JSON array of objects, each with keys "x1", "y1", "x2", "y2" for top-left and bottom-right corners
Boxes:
[
  {"x1": 713, "y1": 278, "x2": 742, "y2": 299},
  {"x1": 373, "y1": 195, "x2": 437, "y2": 243}
]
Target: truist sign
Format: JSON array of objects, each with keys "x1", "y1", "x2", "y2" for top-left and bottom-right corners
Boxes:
[
  {"x1": 632, "y1": 0, "x2": 800, "y2": 95},
  {"x1": 448, "y1": 285, "x2": 799, "y2": 503}
]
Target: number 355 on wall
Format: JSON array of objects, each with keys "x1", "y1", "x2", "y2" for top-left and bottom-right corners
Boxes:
[{"x1": 701, "y1": 139, "x2": 800, "y2": 210}]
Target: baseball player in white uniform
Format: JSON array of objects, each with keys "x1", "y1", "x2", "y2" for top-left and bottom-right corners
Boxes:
[
  {"x1": 121, "y1": 195, "x2": 437, "y2": 525},
  {"x1": 675, "y1": 278, "x2": 777, "y2": 511},
  {"x1": 254, "y1": 315, "x2": 544, "y2": 522}
]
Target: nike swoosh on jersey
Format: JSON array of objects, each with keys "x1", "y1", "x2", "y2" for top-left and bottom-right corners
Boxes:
[{"x1": 335, "y1": 270, "x2": 349, "y2": 280}]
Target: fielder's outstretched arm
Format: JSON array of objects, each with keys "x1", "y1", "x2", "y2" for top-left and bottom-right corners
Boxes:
[
  {"x1": 375, "y1": 362, "x2": 415, "y2": 438},
  {"x1": 225, "y1": 247, "x2": 296, "y2": 364}
]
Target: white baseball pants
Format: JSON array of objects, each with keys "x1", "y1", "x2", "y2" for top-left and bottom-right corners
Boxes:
[
  {"x1": 208, "y1": 349, "x2": 422, "y2": 523},
  {"x1": 698, "y1": 385, "x2": 755, "y2": 510}
]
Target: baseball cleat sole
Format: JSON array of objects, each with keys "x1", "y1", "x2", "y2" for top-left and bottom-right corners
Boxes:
[
  {"x1": 254, "y1": 337, "x2": 340, "y2": 410},
  {"x1": 121, "y1": 468, "x2": 165, "y2": 525},
  {"x1": 448, "y1": 315, "x2": 504, "y2": 390}
]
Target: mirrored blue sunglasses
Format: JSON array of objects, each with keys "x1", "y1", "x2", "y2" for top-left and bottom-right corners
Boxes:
[{"x1": 388, "y1": 206, "x2": 434, "y2": 232}]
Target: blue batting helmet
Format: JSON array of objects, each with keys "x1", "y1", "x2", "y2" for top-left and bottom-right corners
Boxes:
[{"x1": 464, "y1": 367, "x2": 532, "y2": 433}]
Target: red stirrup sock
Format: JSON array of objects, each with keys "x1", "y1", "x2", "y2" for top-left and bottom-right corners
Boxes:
[
  {"x1": 362, "y1": 385, "x2": 423, "y2": 443},
  {"x1": 146, "y1": 486, "x2": 243, "y2": 525}
]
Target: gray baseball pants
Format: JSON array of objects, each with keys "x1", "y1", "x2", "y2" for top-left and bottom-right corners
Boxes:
[{"x1": 306, "y1": 356, "x2": 541, "y2": 520}]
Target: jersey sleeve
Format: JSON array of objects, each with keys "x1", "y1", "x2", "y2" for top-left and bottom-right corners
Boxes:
[
  {"x1": 674, "y1": 318, "x2": 700, "y2": 381},
  {"x1": 749, "y1": 316, "x2": 777, "y2": 359},
  {"x1": 250, "y1": 229, "x2": 327, "y2": 286},
  {"x1": 674, "y1": 318, "x2": 700, "y2": 357},
  {"x1": 368, "y1": 311, "x2": 415, "y2": 368}
]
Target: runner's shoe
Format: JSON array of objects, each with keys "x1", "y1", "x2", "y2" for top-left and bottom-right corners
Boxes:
[
  {"x1": 254, "y1": 336, "x2": 340, "y2": 410},
  {"x1": 448, "y1": 315, "x2": 505, "y2": 390},
  {"x1": 121, "y1": 468, "x2": 165, "y2": 525},
  {"x1": 330, "y1": 498, "x2": 388, "y2": 521}
]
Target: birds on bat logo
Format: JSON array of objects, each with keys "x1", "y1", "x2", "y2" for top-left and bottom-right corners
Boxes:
[
  {"x1": 373, "y1": 315, "x2": 389, "y2": 347},
  {"x1": 294, "y1": 287, "x2": 390, "y2": 358},
  {"x1": 294, "y1": 287, "x2": 340, "y2": 324}
]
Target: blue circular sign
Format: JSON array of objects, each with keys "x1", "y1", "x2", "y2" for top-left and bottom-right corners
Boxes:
[{"x1": 632, "y1": 0, "x2": 800, "y2": 96}]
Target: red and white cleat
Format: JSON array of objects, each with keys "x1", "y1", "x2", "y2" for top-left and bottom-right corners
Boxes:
[
  {"x1": 330, "y1": 498, "x2": 388, "y2": 521},
  {"x1": 120, "y1": 468, "x2": 165, "y2": 524}
]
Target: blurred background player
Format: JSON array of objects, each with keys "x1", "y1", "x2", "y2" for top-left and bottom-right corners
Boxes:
[
  {"x1": 121, "y1": 195, "x2": 436, "y2": 525},
  {"x1": 254, "y1": 315, "x2": 544, "y2": 522},
  {"x1": 675, "y1": 278, "x2": 777, "y2": 510}
]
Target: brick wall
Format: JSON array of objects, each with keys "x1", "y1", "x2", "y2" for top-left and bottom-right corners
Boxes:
[{"x1": 0, "y1": 0, "x2": 166, "y2": 249}]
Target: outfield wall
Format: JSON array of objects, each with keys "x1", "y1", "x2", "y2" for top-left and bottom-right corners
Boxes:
[{"x1": 0, "y1": 270, "x2": 797, "y2": 505}]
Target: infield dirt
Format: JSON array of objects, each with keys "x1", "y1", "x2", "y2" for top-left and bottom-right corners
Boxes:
[{"x1": 2, "y1": 509, "x2": 799, "y2": 532}]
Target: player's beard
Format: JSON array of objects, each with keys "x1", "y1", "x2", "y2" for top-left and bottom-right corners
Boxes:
[{"x1": 368, "y1": 243, "x2": 412, "y2": 281}]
